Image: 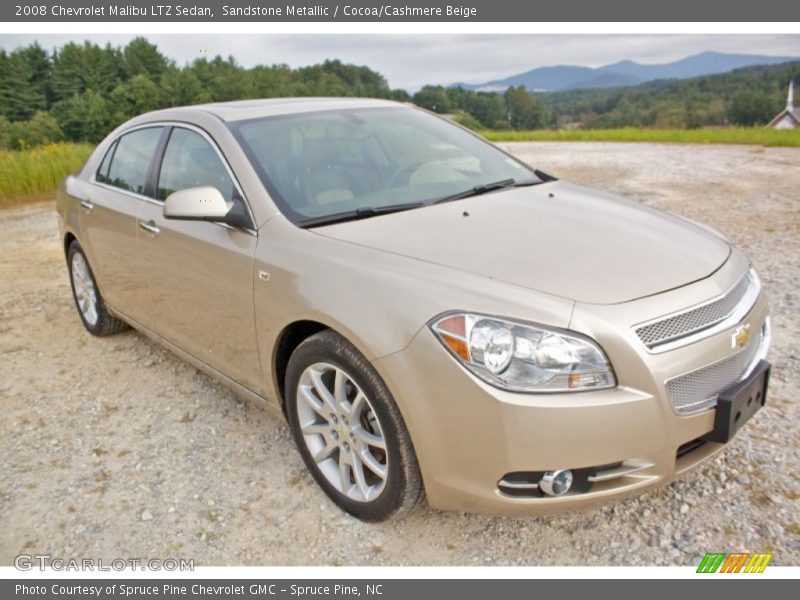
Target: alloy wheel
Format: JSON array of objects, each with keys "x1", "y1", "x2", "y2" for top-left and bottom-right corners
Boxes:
[
  {"x1": 71, "y1": 252, "x2": 99, "y2": 326},
  {"x1": 296, "y1": 362, "x2": 388, "y2": 502}
]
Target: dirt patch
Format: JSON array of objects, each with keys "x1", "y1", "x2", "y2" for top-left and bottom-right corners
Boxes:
[{"x1": 1, "y1": 142, "x2": 798, "y2": 566}]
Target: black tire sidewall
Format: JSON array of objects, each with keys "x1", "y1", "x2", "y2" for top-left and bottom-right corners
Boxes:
[
  {"x1": 67, "y1": 241, "x2": 106, "y2": 336},
  {"x1": 285, "y1": 335, "x2": 408, "y2": 522}
]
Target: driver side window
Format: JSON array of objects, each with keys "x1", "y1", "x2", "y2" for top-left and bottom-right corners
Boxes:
[{"x1": 157, "y1": 128, "x2": 236, "y2": 202}]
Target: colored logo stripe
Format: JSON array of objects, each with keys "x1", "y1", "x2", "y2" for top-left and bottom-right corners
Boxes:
[
  {"x1": 697, "y1": 553, "x2": 726, "y2": 573},
  {"x1": 744, "y1": 553, "x2": 772, "y2": 573},
  {"x1": 720, "y1": 553, "x2": 749, "y2": 573},
  {"x1": 696, "y1": 552, "x2": 772, "y2": 573}
]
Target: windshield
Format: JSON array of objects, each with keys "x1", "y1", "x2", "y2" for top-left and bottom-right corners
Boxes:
[{"x1": 229, "y1": 106, "x2": 541, "y2": 225}]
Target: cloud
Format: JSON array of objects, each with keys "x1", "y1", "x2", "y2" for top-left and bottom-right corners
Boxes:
[{"x1": 2, "y1": 34, "x2": 799, "y2": 91}]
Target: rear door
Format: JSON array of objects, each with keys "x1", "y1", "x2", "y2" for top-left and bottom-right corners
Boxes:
[
  {"x1": 133, "y1": 125, "x2": 263, "y2": 393},
  {"x1": 81, "y1": 126, "x2": 164, "y2": 317}
]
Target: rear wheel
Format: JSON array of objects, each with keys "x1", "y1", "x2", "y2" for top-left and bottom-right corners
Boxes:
[
  {"x1": 67, "y1": 241, "x2": 127, "y2": 336},
  {"x1": 285, "y1": 330, "x2": 423, "y2": 521}
]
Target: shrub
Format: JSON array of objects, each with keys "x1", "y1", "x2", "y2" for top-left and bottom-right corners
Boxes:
[{"x1": 453, "y1": 111, "x2": 483, "y2": 131}]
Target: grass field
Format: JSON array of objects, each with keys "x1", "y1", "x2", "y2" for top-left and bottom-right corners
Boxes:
[
  {"x1": 0, "y1": 143, "x2": 94, "y2": 205},
  {"x1": 1, "y1": 130, "x2": 798, "y2": 206},
  {"x1": 481, "y1": 127, "x2": 800, "y2": 147}
]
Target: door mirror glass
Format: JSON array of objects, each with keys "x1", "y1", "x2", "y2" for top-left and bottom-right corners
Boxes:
[{"x1": 163, "y1": 186, "x2": 229, "y2": 221}]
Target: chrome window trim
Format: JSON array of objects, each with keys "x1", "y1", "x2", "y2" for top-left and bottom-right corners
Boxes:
[
  {"x1": 634, "y1": 269, "x2": 760, "y2": 354},
  {"x1": 89, "y1": 121, "x2": 257, "y2": 237}
]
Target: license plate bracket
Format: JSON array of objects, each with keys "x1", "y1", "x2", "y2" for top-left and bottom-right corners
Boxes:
[{"x1": 703, "y1": 360, "x2": 770, "y2": 444}]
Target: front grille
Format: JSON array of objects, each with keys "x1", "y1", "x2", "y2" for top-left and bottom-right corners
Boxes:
[
  {"x1": 665, "y1": 329, "x2": 762, "y2": 414},
  {"x1": 636, "y1": 273, "x2": 751, "y2": 348}
]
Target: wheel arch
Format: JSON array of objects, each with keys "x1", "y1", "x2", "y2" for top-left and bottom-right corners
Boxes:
[
  {"x1": 272, "y1": 319, "x2": 330, "y2": 410},
  {"x1": 63, "y1": 231, "x2": 77, "y2": 258},
  {"x1": 270, "y1": 316, "x2": 397, "y2": 412}
]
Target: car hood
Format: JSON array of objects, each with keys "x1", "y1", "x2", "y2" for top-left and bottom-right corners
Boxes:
[{"x1": 312, "y1": 181, "x2": 731, "y2": 305}]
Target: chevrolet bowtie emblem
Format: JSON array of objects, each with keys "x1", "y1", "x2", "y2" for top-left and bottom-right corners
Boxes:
[{"x1": 732, "y1": 323, "x2": 751, "y2": 348}]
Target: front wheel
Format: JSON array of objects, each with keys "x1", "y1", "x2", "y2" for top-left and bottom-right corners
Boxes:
[{"x1": 285, "y1": 330, "x2": 424, "y2": 521}]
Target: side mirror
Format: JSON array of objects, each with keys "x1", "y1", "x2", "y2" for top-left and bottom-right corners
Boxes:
[{"x1": 163, "y1": 186, "x2": 229, "y2": 222}]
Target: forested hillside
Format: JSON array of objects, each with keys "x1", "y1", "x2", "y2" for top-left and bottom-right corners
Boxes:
[
  {"x1": 0, "y1": 38, "x2": 407, "y2": 148},
  {"x1": 1, "y1": 37, "x2": 798, "y2": 151},
  {"x1": 418, "y1": 61, "x2": 800, "y2": 130}
]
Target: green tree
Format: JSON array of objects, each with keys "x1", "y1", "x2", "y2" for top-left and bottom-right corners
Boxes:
[
  {"x1": 122, "y1": 37, "x2": 169, "y2": 81},
  {"x1": 249, "y1": 64, "x2": 300, "y2": 98},
  {"x1": 390, "y1": 89, "x2": 412, "y2": 102},
  {"x1": 0, "y1": 47, "x2": 48, "y2": 120},
  {"x1": 189, "y1": 56, "x2": 253, "y2": 102},
  {"x1": 51, "y1": 41, "x2": 121, "y2": 101},
  {"x1": 464, "y1": 93, "x2": 506, "y2": 128},
  {"x1": 0, "y1": 114, "x2": 11, "y2": 149},
  {"x1": 20, "y1": 43, "x2": 52, "y2": 104},
  {"x1": 453, "y1": 111, "x2": 482, "y2": 131},
  {"x1": 413, "y1": 86, "x2": 452, "y2": 113},
  {"x1": 504, "y1": 86, "x2": 546, "y2": 129},
  {"x1": 109, "y1": 74, "x2": 164, "y2": 123},
  {"x1": 19, "y1": 111, "x2": 63, "y2": 147},
  {"x1": 728, "y1": 91, "x2": 775, "y2": 126},
  {"x1": 160, "y1": 66, "x2": 204, "y2": 106},
  {"x1": 52, "y1": 90, "x2": 113, "y2": 142},
  {"x1": 5, "y1": 111, "x2": 63, "y2": 149}
]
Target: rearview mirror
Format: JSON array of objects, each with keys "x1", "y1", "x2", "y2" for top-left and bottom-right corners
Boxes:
[{"x1": 163, "y1": 186, "x2": 229, "y2": 222}]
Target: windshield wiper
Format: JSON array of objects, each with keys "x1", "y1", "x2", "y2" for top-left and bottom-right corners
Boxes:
[
  {"x1": 431, "y1": 178, "x2": 541, "y2": 205},
  {"x1": 297, "y1": 202, "x2": 425, "y2": 228}
]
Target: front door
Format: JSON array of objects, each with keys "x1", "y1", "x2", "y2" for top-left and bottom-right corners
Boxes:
[{"x1": 133, "y1": 126, "x2": 262, "y2": 393}]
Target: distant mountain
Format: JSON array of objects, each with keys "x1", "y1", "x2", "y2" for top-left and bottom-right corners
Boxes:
[{"x1": 452, "y1": 51, "x2": 800, "y2": 92}]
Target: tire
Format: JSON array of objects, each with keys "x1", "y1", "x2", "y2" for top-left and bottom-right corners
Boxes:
[
  {"x1": 67, "y1": 240, "x2": 128, "y2": 337},
  {"x1": 285, "y1": 330, "x2": 424, "y2": 521}
]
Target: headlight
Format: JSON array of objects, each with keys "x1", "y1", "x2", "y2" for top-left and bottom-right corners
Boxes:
[{"x1": 430, "y1": 312, "x2": 616, "y2": 392}]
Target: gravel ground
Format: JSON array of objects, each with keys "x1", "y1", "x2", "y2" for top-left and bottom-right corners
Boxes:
[{"x1": 0, "y1": 142, "x2": 798, "y2": 567}]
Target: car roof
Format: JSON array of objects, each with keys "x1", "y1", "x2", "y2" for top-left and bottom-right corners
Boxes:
[{"x1": 152, "y1": 97, "x2": 406, "y2": 123}]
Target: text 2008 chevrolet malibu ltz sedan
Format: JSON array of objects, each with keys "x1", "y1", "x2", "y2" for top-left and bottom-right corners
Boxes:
[{"x1": 57, "y1": 98, "x2": 771, "y2": 521}]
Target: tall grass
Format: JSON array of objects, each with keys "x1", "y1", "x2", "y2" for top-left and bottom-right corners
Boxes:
[
  {"x1": 481, "y1": 127, "x2": 800, "y2": 147},
  {"x1": 0, "y1": 143, "x2": 94, "y2": 204},
  {"x1": 0, "y1": 130, "x2": 797, "y2": 207}
]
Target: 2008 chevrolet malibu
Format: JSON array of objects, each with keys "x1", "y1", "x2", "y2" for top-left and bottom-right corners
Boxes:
[{"x1": 57, "y1": 98, "x2": 771, "y2": 521}]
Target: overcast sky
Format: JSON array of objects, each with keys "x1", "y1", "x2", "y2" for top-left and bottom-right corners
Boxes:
[{"x1": 2, "y1": 34, "x2": 799, "y2": 90}]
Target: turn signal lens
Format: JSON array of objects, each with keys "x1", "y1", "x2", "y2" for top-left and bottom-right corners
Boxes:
[
  {"x1": 443, "y1": 335, "x2": 470, "y2": 361},
  {"x1": 433, "y1": 315, "x2": 470, "y2": 361}
]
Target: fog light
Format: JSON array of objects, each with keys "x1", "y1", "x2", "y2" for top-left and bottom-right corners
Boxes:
[{"x1": 540, "y1": 469, "x2": 573, "y2": 496}]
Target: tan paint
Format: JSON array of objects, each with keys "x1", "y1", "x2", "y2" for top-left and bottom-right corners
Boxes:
[{"x1": 57, "y1": 98, "x2": 769, "y2": 514}]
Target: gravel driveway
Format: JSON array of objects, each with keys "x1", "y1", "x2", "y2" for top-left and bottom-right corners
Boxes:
[{"x1": 1, "y1": 142, "x2": 798, "y2": 566}]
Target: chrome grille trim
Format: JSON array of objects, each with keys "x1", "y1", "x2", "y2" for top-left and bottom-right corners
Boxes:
[
  {"x1": 587, "y1": 460, "x2": 654, "y2": 482},
  {"x1": 634, "y1": 269, "x2": 760, "y2": 353},
  {"x1": 665, "y1": 319, "x2": 770, "y2": 415}
]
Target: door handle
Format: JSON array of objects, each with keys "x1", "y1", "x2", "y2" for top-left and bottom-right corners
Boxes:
[
  {"x1": 79, "y1": 199, "x2": 94, "y2": 211},
  {"x1": 138, "y1": 221, "x2": 160, "y2": 236}
]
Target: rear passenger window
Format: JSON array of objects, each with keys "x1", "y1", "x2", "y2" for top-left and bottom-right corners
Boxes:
[
  {"x1": 157, "y1": 128, "x2": 236, "y2": 202},
  {"x1": 95, "y1": 139, "x2": 117, "y2": 184},
  {"x1": 105, "y1": 127, "x2": 163, "y2": 195}
]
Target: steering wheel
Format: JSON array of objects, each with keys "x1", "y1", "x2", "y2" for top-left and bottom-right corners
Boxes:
[{"x1": 385, "y1": 161, "x2": 424, "y2": 188}]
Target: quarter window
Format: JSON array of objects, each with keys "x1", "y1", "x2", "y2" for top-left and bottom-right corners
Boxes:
[
  {"x1": 157, "y1": 128, "x2": 236, "y2": 202},
  {"x1": 95, "y1": 139, "x2": 117, "y2": 184},
  {"x1": 104, "y1": 127, "x2": 163, "y2": 195}
]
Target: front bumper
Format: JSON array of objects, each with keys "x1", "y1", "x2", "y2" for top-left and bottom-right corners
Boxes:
[{"x1": 372, "y1": 256, "x2": 770, "y2": 515}]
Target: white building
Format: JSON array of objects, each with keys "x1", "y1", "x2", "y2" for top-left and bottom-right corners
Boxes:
[{"x1": 768, "y1": 80, "x2": 799, "y2": 129}]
